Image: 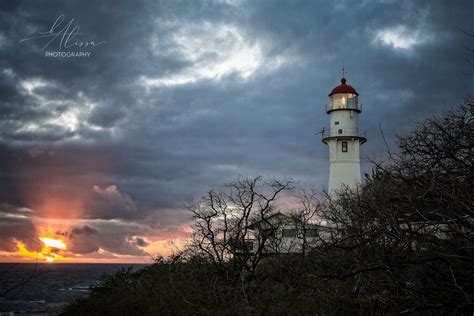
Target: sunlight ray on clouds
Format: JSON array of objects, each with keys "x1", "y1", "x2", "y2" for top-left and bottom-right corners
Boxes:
[
  {"x1": 18, "y1": 78, "x2": 85, "y2": 133},
  {"x1": 141, "y1": 22, "x2": 288, "y2": 87},
  {"x1": 10, "y1": 78, "x2": 109, "y2": 141},
  {"x1": 373, "y1": 25, "x2": 429, "y2": 50},
  {"x1": 20, "y1": 78, "x2": 49, "y2": 94}
]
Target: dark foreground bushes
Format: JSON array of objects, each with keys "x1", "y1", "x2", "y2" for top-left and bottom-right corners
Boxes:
[{"x1": 62, "y1": 103, "x2": 474, "y2": 315}]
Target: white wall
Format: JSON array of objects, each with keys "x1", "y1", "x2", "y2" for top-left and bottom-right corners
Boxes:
[
  {"x1": 329, "y1": 110, "x2": 359, "y2": 133},
  {"x1": 326, "y1": 113, "x2": 362, "y2": 193}
]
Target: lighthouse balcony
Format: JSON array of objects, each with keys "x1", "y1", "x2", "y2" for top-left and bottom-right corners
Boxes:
[
  {"x1": 327, "y1": 98, "x2": 361, "y2": 113},
  {"x1": 322, "y1": 128, "x2": 367, "y2": 144}
]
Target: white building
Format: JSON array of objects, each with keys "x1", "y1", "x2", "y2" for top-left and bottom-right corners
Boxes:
[
  {"x1": 245, "y1": 212, "x2": 326, "y2": 255},
  {"x1": 322, "y1": 76, "x2": 366, "y2": 193}
]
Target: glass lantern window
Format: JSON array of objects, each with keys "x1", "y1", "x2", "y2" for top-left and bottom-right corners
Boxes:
[{"x1": 329, "y1": 93, "x2": 358, "y2": 110}]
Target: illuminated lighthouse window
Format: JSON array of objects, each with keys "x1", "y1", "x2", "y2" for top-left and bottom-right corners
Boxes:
[{"x1": 329, "y1": 93, "x2": 358, "y2": 110}]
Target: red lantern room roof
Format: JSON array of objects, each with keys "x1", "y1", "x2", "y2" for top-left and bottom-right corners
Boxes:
[{"x1": 328, "y1": 78, "x2": 359, "y2": 97}]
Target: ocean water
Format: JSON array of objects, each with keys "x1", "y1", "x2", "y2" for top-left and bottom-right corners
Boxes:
[{"x1": 0, "y1": 263, "x2": 149, "y2": 315}]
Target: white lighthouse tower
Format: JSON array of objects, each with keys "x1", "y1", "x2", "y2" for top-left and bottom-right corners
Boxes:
[{"x1": 322, "y1": 73, "x2": 366, "y2": 193}]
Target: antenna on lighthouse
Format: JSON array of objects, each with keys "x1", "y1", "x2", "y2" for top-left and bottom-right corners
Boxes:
[
  {"x1": 315, "y1": 127, "x2": 325, "y2": 136},
  {"x1": 341, "y1": 59, "x2": 347, "y2": 78}
]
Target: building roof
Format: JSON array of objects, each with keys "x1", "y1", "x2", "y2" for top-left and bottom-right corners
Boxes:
[
  {"x1": 246, "y1": 212, "x2": 291, "y2": 230},
  {"x1": 246, "y1": 212, "x2": 326, "y2": 230},
  {"x1": 328, "y1": 78, "x2": 359, "y2": 96}
]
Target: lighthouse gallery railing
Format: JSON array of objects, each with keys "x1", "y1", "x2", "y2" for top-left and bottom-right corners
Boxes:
[
  {"x1": 326, "y1": 99, "x2": 361, "y2": 112},
  {"x1": 322, "y1": 128, "x2": 367, "y2": 139}
]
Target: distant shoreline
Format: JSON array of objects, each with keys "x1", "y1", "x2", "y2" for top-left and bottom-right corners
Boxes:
[{"x1": 0, "y1": 262, "x2": 152, "y2": 265}]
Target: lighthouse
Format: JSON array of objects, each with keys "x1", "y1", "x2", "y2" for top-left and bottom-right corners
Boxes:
[{"x1": 322, "y1": 73, "x2": 366, "y2": 193}]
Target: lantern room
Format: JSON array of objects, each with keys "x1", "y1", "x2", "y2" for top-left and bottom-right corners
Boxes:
[{"x1": 327, "y1": 78, "x2": 360, "y2": 113}]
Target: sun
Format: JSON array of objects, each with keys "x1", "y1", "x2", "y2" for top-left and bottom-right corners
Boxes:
[{"x1": 39, "y1": 237, "x2": 66, "y2": 249}]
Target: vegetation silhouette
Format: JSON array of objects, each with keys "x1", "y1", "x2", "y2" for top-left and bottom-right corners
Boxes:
[{"x1": 62, "y1": 103, "x2": 473, "y2": 315}]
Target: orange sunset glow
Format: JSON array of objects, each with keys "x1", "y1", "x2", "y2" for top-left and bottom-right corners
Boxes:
[
  {"x1": 17, "y1": 237, "x2": 69, "y2": 262},
  {"x1": 6, "y1": 221, "x2": 190, "y2": 263}
]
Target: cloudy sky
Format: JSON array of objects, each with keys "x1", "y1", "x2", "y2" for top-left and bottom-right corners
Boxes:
[{"x1": 0, "y1": 0, "x2": 473, "y2": 263}]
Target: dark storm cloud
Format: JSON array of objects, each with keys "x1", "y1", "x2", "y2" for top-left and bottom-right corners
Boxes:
[
  {"x1": 65, "y1": 225, "x2": 100, "y2": 254},
  {"x1": 70, "y1": 225, "x2": 98, "y2": 237},
  {"x1": 64, "y1": 222, "x2": 150, "y2": 256},
  {"x1": 84, "y1": 185, "x2": 139, "y2": 220},
  {"x1": 0, "y1": 0, "x2": 473, "y2": 258},
  {"x1": 0, "y1": 204, "x2": 39, "y2": 252}
]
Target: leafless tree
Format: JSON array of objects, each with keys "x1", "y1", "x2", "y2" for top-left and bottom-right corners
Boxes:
[{"x1": 185, "y1": 176, "x2": 294, "y2": 276}]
